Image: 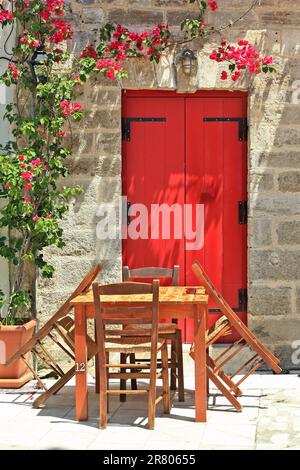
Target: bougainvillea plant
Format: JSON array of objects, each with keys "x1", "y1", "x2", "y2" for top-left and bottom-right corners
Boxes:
[{"x1": 0, "y1": 0, "x2": 275, "y2": 324}]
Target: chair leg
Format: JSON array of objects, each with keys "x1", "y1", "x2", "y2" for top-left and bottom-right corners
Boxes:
[
  {"x1": 129, "y1": 353, "x2": 138, "y2": 390},
  {"x1": 106, "y1": 352, "x2": 110, "y2": 413},
  {"x1": 207, "y1": 355, "x2": 242, "y2": 397},
  {"x1": 176, "y1": 329, "x2": 185, "y2": 402},
  {"x1": 161, "y1": 344, "x2": 170, "y2": 414},
  {"x1": 99, "y1": 376, "x2": 108, "y2": 429},
  {"x1": 170, "y1": 335, "x2": 177, "y2": 391},
  {"x1": 148, "y1": 358, "x2": 157, "y2": 430},
  {"x1": 120, "y1": 353, "x2": 127, "y2": 402},
  {"x1": 95, "y1": 353, "x2": 100, "y2": 394},
  {"x1": 207, "y1": 366, "x2": 242, "y2": 412},
  {"x1": 94, "y1": 319, "x2": 99, "y2": 394}
]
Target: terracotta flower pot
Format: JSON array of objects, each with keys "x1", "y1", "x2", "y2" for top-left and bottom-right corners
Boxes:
[{"x1": 0, "y1": 319, "x2": 38, "y2": 388}]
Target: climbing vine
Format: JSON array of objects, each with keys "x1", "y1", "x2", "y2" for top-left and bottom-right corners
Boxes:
[{"x1": 0, "y1": 0, "x2": 275, "y2": 323}]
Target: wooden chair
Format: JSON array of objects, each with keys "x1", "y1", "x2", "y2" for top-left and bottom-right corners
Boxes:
[
  {"x1": 93, "y1": 280, "x2": 170, "y2": 430},
  {"x1": 5, "y1": 265, "x2": 101, "y2": 408},
  {"x1": 190, "y1": 260, "x2": 282, "y2": 410},
  {"x1": 123, "y1": 266, "x2": 184, "y2": 401}
]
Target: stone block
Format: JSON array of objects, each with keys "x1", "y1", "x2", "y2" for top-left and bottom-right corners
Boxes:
[
  {"x1": 278, "y1": 171, "x2": 300, "y2": 192},
  {"x1": 107, "y1": 9, "x2": 163, "y2": 26},
  {"x1": 65, "y1": 155, "x2": 121, "y2": 177},
  {"x1": 249, "y1": 172, "x2": 274, "y2": 192},
  {"x1": 249, "y1": 218, "x2": 272, "y2": 248},
  {"x1": 249, "y1": 250, "x2": 300, "y2": 281},
  {"x1": 81, "y1": 7, "x2": 105, "y2": 26},
  {"x1": 250, "y1": 150, "x2": 300, "y2": 170},
  {"x1": 95, "y1": 131, "x2": 121, "y2": 155},
  {"x1": 85, "y1": 108, "x2": 120, "y2": 130},
  {"x1": 68, "y1": 131, "x2": 94, "y2": 156},
  {"x1": 248, "y1": 285, "x2": 293, "y2": 316},
  {"x1": 250, "y1": 194, "x2": 300, "y2": 217},
  {"x1": 88, "y1": 87, "x2": 121, "y2": 107},
  {"x1": 277, "y1": 221, "x2": 300, "y2": 245}
]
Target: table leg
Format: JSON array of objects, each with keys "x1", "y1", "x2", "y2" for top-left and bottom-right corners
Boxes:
[
  {"x1": 194, "y1": 303, "x2": 207, "y2": 422},
  {"x1": 75, "y1": 305, "x2": 88, "y2": 421}
]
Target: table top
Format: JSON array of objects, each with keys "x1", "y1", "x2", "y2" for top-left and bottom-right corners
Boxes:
[{"x1": 71, "y1": 286, "x2": 208, "y2": 306}]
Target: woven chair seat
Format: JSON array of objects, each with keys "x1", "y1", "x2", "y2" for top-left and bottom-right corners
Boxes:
[
  {"x1": 206, "y1": 315, "x2": 231, "y2": 343},
  {"x1": 125, "y1": 322, "x2": 178, "y2": 335},
  {"x1": 105, "y1": 339, "x2": 165, "y2": 353}
]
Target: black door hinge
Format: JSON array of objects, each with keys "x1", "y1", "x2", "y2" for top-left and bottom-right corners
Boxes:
[
  {"x1": 238, "y1": 201, "x2": 248, "y2": 224},
  {"x1": 203, "y1": 117, "x2": 248, "y2": 141},
  {"x1": 238, "y1": 288, "x2": 248, "y2": 312},
  {"x1": 122, "y1": 117, "x2": 166, "y2": 142},
  {"x1": 209, "y1": 287, "x2": 248, "y2": 313}
]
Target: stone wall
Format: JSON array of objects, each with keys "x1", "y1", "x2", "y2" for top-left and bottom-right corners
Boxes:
[{"x1": 38, "y1": 0, "x2": 300, "y2": 369}]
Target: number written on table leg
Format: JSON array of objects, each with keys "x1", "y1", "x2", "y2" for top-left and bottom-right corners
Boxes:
[{"x1": 75, "y1": 362, "x2": 86, "y2": 372}]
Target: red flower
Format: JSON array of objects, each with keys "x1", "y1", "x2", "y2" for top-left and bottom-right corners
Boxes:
[
  {"x1": 32, "y1": 215, "x2": 40, "y2": 222},
  {"x1": 208, "y1": 1, "x2": 218, "y2": 11},
  {"x1": 106, "y1": 68, "x2": 115, "y2": 80},
  {"x1": 0, "y1": 10, "x2": 14, "y2": 23},
  {"x1": 231, "y1": 71, "x2": 241, "y2": 81},
  {"x1": 24, "y1": 197, "x2": 31, "y2": 204},
  {"x1": 18, "y1": 155, "x2": 25, "y2": 161},
  {"x1": 45, "y1": 213, "x2": 52, "y2": 219},
  {"x1": 24, "y1": 183, "x2": 32, "y2": 190},
  {"x1": 220, "y1": 71, "x2": 228, "y2": 80},
  {"x1": 21, "y1": 164, "x2": 27, "y2": 169},
  {"x1": 8, "y1": 64, "x2": 19, "y2": 80},
  {"x1": 5, "y1": 182, "x2": 10, "y2": 190}
]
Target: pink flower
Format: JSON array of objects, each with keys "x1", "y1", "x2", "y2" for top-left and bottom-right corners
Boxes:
[
  {"x1": 24, "y1": 183, "x2": 32, "y2": 190},
  {"x1": 30, "y1": 158, "x2": 42, "y2": 167},
  {"x1": 20, "y1": 36, "x2": 27, "y2": 43},
  {"x1": 72, "y1": 102, "x2": 82, "y2": 113},
  {"x1": 5, "y1": 182, "x2": 10, "y2": 190},
  {"x1": 21, "y1": 171, "x2": 32, "y2": 180},
  {"x1": 24, "y1": 197, "x2": 31, "y2": 204},
  {"x1": 32, "y1": 215, "x2": 40, "y2": 222}
]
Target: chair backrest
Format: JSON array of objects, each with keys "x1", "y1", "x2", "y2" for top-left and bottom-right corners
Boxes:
[
  {"x1": 6, "y1": 264, "x2": 102, "y2": 366},
  {"x1": 92, "y1": 281, "x2": 160, "y2": 365},
  {"x1": 123, "y1": 265, "x2": 179, "y2": 286},
  {"x1": 192, "y1": 260, "x2": 281, "y2": 372}
]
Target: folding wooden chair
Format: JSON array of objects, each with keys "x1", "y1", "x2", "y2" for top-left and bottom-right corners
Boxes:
[
  {"x1": 5, "y1": 264, "x2": 101, "y2": 408},
  {"x1": 93, "y1": 280, "x2": 170, "y2": 430},
  {"x1": 190, "y1": 260, "x2": 281, "y2": 410},
  {"x1": 123, "y1": 266, "x2": 184, "y2": 401}
]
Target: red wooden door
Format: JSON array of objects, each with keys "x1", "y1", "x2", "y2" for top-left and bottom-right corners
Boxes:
[{"x1": 122, "y1": 91, "x2": 247, "y2": 343}]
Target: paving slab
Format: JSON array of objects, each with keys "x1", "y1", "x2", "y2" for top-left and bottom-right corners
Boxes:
[{"x1": 0, "y1": 373, "x2": 299, "y2": 450}]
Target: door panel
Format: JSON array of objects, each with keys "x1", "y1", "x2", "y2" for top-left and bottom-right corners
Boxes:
[
  {"x1": 122, "y1": 91, "x2": 247, "y2": 343},
  {"x1": 185, "y1": 96, "x2": 247, "y2": 342},
  {"x1": 122, "y1": 96, "x2": 186, "y2": 330}
]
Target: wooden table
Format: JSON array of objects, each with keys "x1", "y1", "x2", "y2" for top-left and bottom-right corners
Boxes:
[{"x1": 71, "y1": 286, "x2": 208, "y2": 423}]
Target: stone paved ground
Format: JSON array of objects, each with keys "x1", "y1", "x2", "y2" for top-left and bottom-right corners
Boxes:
[{"x1": 0, "y1": 372, "x2": 299, "y2": 450}]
